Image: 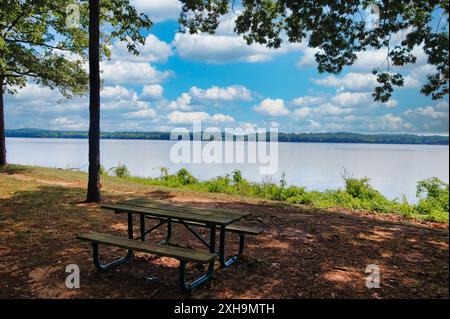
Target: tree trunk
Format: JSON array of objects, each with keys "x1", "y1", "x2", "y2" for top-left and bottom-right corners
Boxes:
[
  {"x1": 0, "y1": 76, "x2": 6, "y2": 168},
  {"x1": 86, "y1": 0, "x2": 101, "y2": 202}
]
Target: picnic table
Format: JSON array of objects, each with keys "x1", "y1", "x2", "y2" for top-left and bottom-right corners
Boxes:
[{"x1": 77, "y1": 198, "x2": 262, "y2": 292}]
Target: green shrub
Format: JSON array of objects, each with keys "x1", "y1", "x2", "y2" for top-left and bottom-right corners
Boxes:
[
  {"x1": 205, "y1": 176, "x2": 231, "y2": 193},
  {"x1": 112, "y1": 163, "x2": 130, "y2": 178},
  {"x1": 99, "y1": 164, "x2": 107, "y2": 176},
  {"x1": 176, "y1": 168, "x2": 198, "y2": 185},
  {"x1": 156, "y1": 167, "x2": 169, "y2": 178},
  {"x1": 109, "y1": 167, "x2": 448, "y2": 223},
  {"x1": 280, "y1": 172, "x2": 287, "y2": 188},
  {"x1": 416, "y1": 177, "x2": 449, "y2": 214},
  {"x1": 232, "y1": 169, "x2": 243, "y2": 184},
  {"x1": 344, "y1": 175, "x2": 379, "y2": 200}
]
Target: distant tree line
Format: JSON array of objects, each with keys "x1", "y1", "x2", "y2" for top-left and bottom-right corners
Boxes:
[{"x1": 6, "y1": 128, "x2": 448, "y2": 145}]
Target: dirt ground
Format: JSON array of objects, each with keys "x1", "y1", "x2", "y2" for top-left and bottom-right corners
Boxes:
[{"x1": 0, "y1": 167, "x2": 448, "y2": 299}]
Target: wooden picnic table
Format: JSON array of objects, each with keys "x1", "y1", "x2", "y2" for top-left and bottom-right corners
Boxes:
[
  {"x1": 78, "y1": 198, "x2": 262, "y2": 292},
  {"x1": 101, "y1": 198, "x2": 253, "y2": 267}
]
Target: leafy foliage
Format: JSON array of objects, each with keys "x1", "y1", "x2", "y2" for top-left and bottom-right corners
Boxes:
[
  {"x1": 1, "y1": 0, "x2": 87, "y2": 95},
  {"x1": 175, "y1": 168, "x2": 198, "y2": 185},
  {"x1": 122, "y1": 168, "x2": 449, "y2": 223},
  {"x1": 179, "y1": 0, "x2": 449, "y2": 102},
  {"x1": 0, "y1": 0, "x2": 152, "y2": 91},
  {"x1": 111, "y1": 163, "x2": 130, "y2": 177},
  {"x1": 416, "y1": 177, "x2": 449, "y2": 215},
  {"x1": 99, "y1": 164, "x2": 107, "y2": 176}
]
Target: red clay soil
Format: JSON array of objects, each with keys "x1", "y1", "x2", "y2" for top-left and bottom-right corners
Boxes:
[{"x1": 0, "y1": 185, "x2": 448, "y2": 299}]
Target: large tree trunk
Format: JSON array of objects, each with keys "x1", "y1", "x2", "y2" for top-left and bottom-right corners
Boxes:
[
  {"x1": 86, "y1": 0, "x2": 101, "y2": 202},
  {"x1": 0, "y1": 76, "x2": 6, "y2": 168}
]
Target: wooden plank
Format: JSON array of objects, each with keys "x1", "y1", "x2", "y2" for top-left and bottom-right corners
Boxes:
[
  {"x1": 121, "y1": 198, "x2": 248, "y2": 220},
  {"x1": 101, "y1": 203, "x2": 236, "y2": 225},
  {"x1": 225, "y1": 225, "x2": 263, "y2": 235},
  {"x1": 123, "y1": 197, "x2": 248, "y2": 216},
  {"x1": 144, "y1": 217, "x2": 263, "y2": 235},
  {"x1": 77, "y1": 232, "x2": 216, "y2": 263}
]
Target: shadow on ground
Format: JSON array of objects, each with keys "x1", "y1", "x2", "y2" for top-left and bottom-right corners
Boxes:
[
  {"x1": 0, "y1": 165, "x2": 31, "y2": 175},
  {"x1": 0, "y1": 185, "x2": 448, "y2": 299}
]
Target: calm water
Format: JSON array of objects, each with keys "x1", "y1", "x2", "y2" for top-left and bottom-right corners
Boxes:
[{"x1": 6, "y1": 137, "x2": 449, "y2": 202}]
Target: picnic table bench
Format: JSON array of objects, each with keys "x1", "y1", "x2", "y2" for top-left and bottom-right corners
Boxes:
[{"x1": 77, "y1": 198, "x2": 262, "y2": 292}]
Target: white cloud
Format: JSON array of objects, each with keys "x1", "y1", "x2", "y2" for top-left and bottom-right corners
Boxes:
[
  {"x1": 331, "y1": 92, "x2": 372, "y2": 107},
  {"x1": 297, "y1": 45, "x2": 391, "y2": 70},
  {"x1": 110, "y1": 34, "x2": 172, "y2": 63},
  {"x1": 51, "y1": 116, "x2": 87, "y2": 130},
  {"x1": 294, "y1": 91, "x2": 398, "y2": 111},
  {"x1": 436, "y1": 101, "x2": 449, "y2": 111},
  {"x1": 384, "y1": 99, "x2": 399, "y2": 108},
  {"x1": 6, "y1": 83, "x2": 54, "y2": 103},
  {"x1": 101, "y1": 60, "x2": 172, "y2": 85},
  {"x1": 404, "y1": 106, "x2": 448, "y2": 119},
  {"x1": 163, "y1": 85, "x2": 253, "y2": 111},
  {"x1": 125, "y1": 108, "x2": 157, "y2": 119},
  {"x1": 307, "y1": 43, "x2": 431, "y2": 96},
  {"x1": 292, "y1": 95, "x2": 325, "y2": 106},
  {"x1": 270, "y1": 121, "x2": 280, "y2": 128},
  {"x1": 6, "y1": 83, "x2": 86, "y2": 115},
  {"x1": 308, "y1": 120, "x2": 321, "y2": 129},
  {"x1": 141, "y1": 84, "x2": 164, "y2": 100},
  {"x1": 102, "y1": 85, "x2": 136, "y2": 101},
  {"x1": 315, "y1": 103, "x2": 353, "y2": 116},
  {"x1": 294, "y1": 102, "x2": 352, "y2": 119},
  {"x1": 296, "y1": 47, "x2": 321, "y2": 68},
  {"x1": 99, "y1": 86, "x2": 151, "y2": 111},
  {"x1": 313, "y1": 72, "x2": 380, "y2": 92},
  {"x1": 189, "y1": 85, "x2": 252, "y2": 101},
  {"x1": 372, "y1": 114, "x2": 412, "y2": 131},
  {"x1": 253, "y1": 98, "x2": 289, "y2": 116},
  {"x1": 130, "y1": 0, "x2": 181, "y2": 22},
  {"x1": 167, "y1": 93, "x2": 192, "y2": 111},
  {"x1": 294, "y1": 107, "x2": 312, "y2": 118},
  {"x1": 172, "y1": 12, "x2": 305, "y2": 64},
  {"x1": 239, "y1": 122, "x2": 258, "y2": 130},
  {"x1": 173, "y1": 33, "x2": 302, "y2": 64},
  {"x1": 211, "y1": 113, "x2": 235, "y2": 123},
  {"x1": 167, "y1": 111, "x2": 234, "y2": 124}
]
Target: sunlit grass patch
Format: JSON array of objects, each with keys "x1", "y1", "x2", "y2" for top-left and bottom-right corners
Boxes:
[{"x1": 2, "y1": 164, "x2": 448, "y2": 223}]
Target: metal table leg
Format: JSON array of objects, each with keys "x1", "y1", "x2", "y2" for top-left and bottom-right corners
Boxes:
[
  {"x1": 139, "y1": 214, "x2": 145, "y2": 241},
  {"x1": 219, "y1": 225, "x2": 241, "y2": 268},
  {"x1": 178, "y1": 224, "x2": 216, "y2": 293},
  {"x1": 91, "y1": 212, "x2": 133, "y2": 271}
]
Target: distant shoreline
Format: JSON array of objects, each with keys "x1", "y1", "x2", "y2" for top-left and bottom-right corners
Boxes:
[{"x1": 6, "y1": 128, "x2": 449, "y2": 145}]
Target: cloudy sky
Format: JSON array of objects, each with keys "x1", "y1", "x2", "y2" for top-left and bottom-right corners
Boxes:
[{"x1": 5, "y1": 0, "x2": 449, "y2": 134}]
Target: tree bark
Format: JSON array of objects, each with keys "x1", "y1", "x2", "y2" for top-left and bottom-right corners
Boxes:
[
  {"x1": 86, "y1": 0, "x2": 101, "y2": 202},
  {"x1": 0, "y1": 76, "x2": 6, "y2": 168}
]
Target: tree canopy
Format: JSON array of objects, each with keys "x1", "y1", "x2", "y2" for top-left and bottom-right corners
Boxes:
[
  {"x1": 0, "y1": 0, "x2": 153, "y2": 96},
  {"x1": 0, "y1": 0, "x2": 88, "y2": 96},
  {"x1": 0, "y1": 0, "x2": 153, "y2": 169},
  {"x1": 178, "y1": 0, "x2": 449, "y2": 102}
]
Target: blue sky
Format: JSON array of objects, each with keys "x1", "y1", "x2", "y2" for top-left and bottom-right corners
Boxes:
[{"x1": 5, "y1": 0, "x2": 449, "y2": 134}]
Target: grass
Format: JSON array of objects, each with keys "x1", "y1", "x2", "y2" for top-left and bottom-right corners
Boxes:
[
  {"x1": 2, "y1": 164, "x2": 448, "y2": 223},
  {"x1": 1, "y1": 164, "x2": 448, "y2": 299},
  {"x1": 121, "y1": 166, "x2": 449, "y2": 223}
]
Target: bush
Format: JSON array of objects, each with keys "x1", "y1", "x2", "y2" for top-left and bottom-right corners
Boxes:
[
  {"x1": 205, "y1": 176, "x2": 231, "y2": 193},
  {"x1": 99, "y1": 164, "x2": 107, "y2": 176},
  {"x1": 416, "y1": 177, "x2": 449, "y2": 214},
  {"x1": 112, "y1": 163, "x2": 130, "y2": 178},
  {"x1": 344, "y1": 175, "x2": 379, "y2": 200},
  {"x1": 232, "y1": 170, "x2": 243, "y2": 184},
  {"x1": 111, "y1": 167, "x2": 448, "y2": 223},
  {"x1": 176, "y1": 168, "x2": 198, "y2": 185}
]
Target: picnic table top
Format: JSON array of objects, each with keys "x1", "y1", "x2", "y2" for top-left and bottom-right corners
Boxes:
[{"x1": 101, "y1": 198, "x2": 250, "y2": 226}]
